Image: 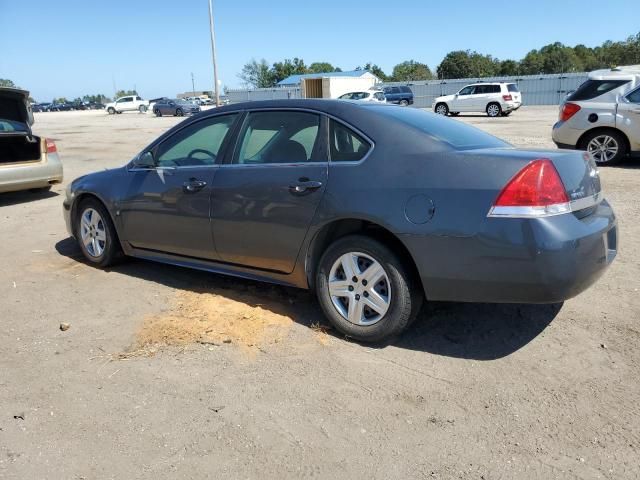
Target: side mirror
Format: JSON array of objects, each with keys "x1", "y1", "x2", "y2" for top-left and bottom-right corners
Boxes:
[
  {"x1": 169, "y1": 101, "x2": 175, "y2": 106},
  {"x1": 133, "y1": 151, "x2": 155, "y2": 168}
]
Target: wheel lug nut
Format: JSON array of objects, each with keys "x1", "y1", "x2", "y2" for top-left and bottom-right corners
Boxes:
[
  {"x1": 348, "y1": 286, "x2": 354, "y2": 292},
  {"x1": 362, "y1": 280, "x2": 368, "y2": 286},
  {"x1": 363, "y1": 291, "x2": 369, "y2": 298},
  {"x1": 355, "y1": 294, "x2": 360, "y2": 300},
  {"x1": 352, "y1": 276, "x2": 358, "y2": 283}
]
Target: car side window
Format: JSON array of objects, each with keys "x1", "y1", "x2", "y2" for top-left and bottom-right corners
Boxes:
[
  {"x1": 234, "y1": 111, "x2": 320, "y2": 165},
  {"x1": 155, "y1": 114, "x2": 238, "y2": 167},
  {"x1": 330, "y1": 120, "x2": 371, "y2": 162},
  {"x1": 459, "y1": 86, "x2": 475, "y2": 95},
  {"x1": 627, "y1": 88, "x2": 640, "y2": 104}
]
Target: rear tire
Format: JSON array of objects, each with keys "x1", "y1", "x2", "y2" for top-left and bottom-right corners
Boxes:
[
  {"x1": 434, "y1": 103, "x2": 449, "y2": 116},
  {"x1": 107, "y1": 107, "x2": 115, "y2": 115},
  {"x1": 579, "y1": 130, "x2": 627, "y2": 166},
  {"x1": 176, "y1": 108, "x2": 184, "y2": 117},
  {"x1": 315, "y1": 235, "x2": 423, "y2": 343},
  {"x1": 139, "y1": 105, "x2": 147, "y2": 113},
  {"x1": 75, "y1": 198, "x2": 124, "y2": 268},
  {"x1": 486, "y1": 102, "x2": 502, "y2": 117},
  {"x1": 399, "y1": 99, "x2": 409, "y2": 107}
]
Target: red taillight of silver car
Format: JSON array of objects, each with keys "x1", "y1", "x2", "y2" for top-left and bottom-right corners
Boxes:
[
  {"x1": 560, "y1": 102, "x2": 581, "y2": 122},
  {"x1": 45, "y1": 138, "x2": 57, "y2": 153},
  {"x1": 488, "y1": 159, "x2": 570, "y2": 218}
]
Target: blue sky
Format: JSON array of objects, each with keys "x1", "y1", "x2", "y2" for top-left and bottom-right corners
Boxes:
[{"x1": 0, "y1": 0, "x2": 637, "y2": 101}]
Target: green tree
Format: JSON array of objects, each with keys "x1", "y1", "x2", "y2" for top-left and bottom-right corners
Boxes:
[
  {"x1": 308, "y1": 62, "x2": 340, "y2": 73},
  {"x1": 437, "y1": 50, "x2": 498, "y2": 79},
  {"x1": 271, "y1": 57, "x2": 308, "y2": 84},
  {"x1": 391, "y1": 60, "x2": 433, "y2": 81},
  {"x1": 238, "y1": 58, "x2": 275, "y2": 88},
  {"x1": 0, "y1": 78, "x2": 18, "y2": 88},
  {"x1": 498, "y1": 59, "x2": 520, "y2": 76},
  {"x1": 114, "y1": 89, "x2": 138, "y2": 99}
]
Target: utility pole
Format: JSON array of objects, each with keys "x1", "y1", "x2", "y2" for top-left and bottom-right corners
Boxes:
[
  {"x1": 191, "y1": 72, "x2": 196, "y2": 97},
  {"x1": 207, "y1": 0, "x2": 220, "y2": 106}
]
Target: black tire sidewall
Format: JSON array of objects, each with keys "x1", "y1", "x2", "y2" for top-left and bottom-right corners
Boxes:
[
  {"x1": 315, "y1": 235, "x2": 421, "y2": 342},
  {"x1": 75, "y1": 198, "x2": 121, "y2": 267}
]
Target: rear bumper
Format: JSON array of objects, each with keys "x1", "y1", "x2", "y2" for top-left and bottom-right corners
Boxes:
[
  {"x1": 503, "y1": 102, "x2": 522, "y2": 112},
  {"x1": 402, "y1": 200, "x2": 617, "y2": 304},
  {"x1": 0, "y1": 152, "x2": 63, "y2": 193},
  {"x1": 552, "y1": 121, "x2": 582, "y2": 149}
]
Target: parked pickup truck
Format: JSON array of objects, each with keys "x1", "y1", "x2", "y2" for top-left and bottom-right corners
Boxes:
[{"x1": 105, "y1": 95, "x2": 149, "y2": 114}]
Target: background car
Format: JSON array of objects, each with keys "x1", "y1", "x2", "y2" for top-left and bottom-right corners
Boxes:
[
  {"x1": 338, "y1": 90, "x2": 386, "y2": 102},
  {"x1": 152, "y1": 98, "x2": 201, "y2": 117},
  {"x1": 105, "y1": 95, "x2": 149, "y2": 114},
  {"x1": 552, "y1": 65, "x2": 640, "y2": 165},
  {"x1": 63, "y1": 99, "x2": 616, "y2": 343},
  {"x1": 382, "y1": 85, "x2": 414, "y2": 106},
  {"x1": 433, "y1": 83, "x2": 522, "y2": 117},
  {"x1": 0, "y1": 87, "x2": 63, "y2": 193}
]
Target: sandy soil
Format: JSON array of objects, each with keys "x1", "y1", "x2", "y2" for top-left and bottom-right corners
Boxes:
[{"x1": 0, "y1": 107, "x2": 638, "y2": 479}]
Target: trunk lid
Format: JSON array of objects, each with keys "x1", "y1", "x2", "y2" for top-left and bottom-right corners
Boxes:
[{"x1": 0, "y1": 87, "x2": 34, "y2": 136}]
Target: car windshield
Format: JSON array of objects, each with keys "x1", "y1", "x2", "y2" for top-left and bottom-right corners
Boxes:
[{"x1": 375, "y1": 107, "x2": 510, "y2": 150}]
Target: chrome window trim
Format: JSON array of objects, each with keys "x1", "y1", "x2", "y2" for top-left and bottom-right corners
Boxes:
[{"x1": 487, "y1": 191, "x2": 603, "y2": 218}]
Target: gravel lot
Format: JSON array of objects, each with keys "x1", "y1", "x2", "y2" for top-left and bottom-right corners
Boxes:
[{"x1": 1, "y1": 106, "x2": 639, "y2": 479}]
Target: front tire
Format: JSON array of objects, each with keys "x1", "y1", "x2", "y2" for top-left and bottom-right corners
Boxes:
[
  {"x1": 486, "y1": 102, "x2": 502, "y2": 117},
  {"x1": 316, "y1": 235, "x2": 423, "y2": 343},
  {"x1": 580, "y1": 130, "x2": 627, "y2": 165},
  {"x1": 139, "y1": 105, "x2": 147, "y2": 113},
  {"x1": 75, "y1": 198, "x2": 123, "y2": 268},
  {"x1": 175, "y1": 108, "x2": 184, "y2": 117},
  {"x1": 154, "y1": 108, "x2": 162, "y2": 117},
  {"x1": 434, "y1": 103, "x2": 449, "y2": 116}
]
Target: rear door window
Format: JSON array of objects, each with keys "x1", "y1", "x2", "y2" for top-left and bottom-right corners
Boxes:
[
  {"x1": 567, "y1": 80, "x2": 630, "y2": 101},
  {"x1": 329, "y1": 120, "x2": 371, "y2": 162},
  {"x1": 234, "y1": 111, "x2": 320, "y2": 164},
  {"x1": 626, "y1": 88, "x2": 640, "y2": 104},
  {"x1": 507, "y1": 84, "x2": 519, "y2": 92}
]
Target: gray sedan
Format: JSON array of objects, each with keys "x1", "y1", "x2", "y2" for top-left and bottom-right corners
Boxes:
[
  {"x1": 63, "y1": 100, "x2": 617, "y2": 342},
  {"x1": 152, "y1": 99, "x2": 200, "y2": 117}
]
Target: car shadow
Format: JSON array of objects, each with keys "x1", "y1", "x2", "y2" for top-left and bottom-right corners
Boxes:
[
  {"x1": 55, "y1": 237, "x2": 561, "y2": 360},
  {"x1": 0, "y1": 189, "x2": 59, "y2": 207}
]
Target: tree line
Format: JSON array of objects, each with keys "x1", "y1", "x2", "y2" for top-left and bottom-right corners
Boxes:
[
  {"x1": 238, "y1": 32, "x2": 640, "y2": 88},
  {"x1": 0, "y1": 79, "x2": 135, "y2": 104}
]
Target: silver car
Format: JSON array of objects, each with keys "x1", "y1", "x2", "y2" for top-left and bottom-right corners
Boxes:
[
  {"x1": 0, "y1": 87, "x2": 63, "y2": 193},
  {"x1": 552, "y1": 66, "x2": 640, "y2": 165}
]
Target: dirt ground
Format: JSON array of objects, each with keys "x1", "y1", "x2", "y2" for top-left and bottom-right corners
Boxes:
[{"x1": 1, "y1": 106, "x2": 638, "y2": 479}]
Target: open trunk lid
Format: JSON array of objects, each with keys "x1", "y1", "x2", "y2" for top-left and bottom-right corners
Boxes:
[{"x1": 0, "y1": 87, "x2": 34, "y2": 136}]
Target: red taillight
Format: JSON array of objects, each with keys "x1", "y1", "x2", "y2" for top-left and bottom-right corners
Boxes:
[
  {"x1": 502, "y1": 94, "x2": 512, "y2": 101},
  {"x1": 45, "y1": 138, "x2": 57, "y2": 153},
  {"x1": 560, "y1": 103, "x2": 581, "y2": 122},
  {"x1": 489, "y1": 159, "x2": 570, "y2": 217}
]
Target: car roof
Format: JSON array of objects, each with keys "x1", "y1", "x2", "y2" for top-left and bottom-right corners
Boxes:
[
  {"x1": 202, "y1": 99, "x2": 390, "y2": 115},
  {"x1": 588, "y1": 65, "x2": 640, "y2": 81}
]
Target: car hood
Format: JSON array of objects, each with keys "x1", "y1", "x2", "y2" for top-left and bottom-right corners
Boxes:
[
  {"x1": 434, "y1": 94, "x2": 456, "y2": 103},
  {"x1": 0, "y1": 87, "x2": 34, "y2": 132}
]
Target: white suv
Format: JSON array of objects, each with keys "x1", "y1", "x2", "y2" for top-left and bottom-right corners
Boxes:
[
  {"x1": 552, "y1": 65, "x2": 640, "y2": 165},
  {"x1": 337, "y1": 90, "x2": 387, "y2": 102},
  {"x1": 433, "y1": 83, "x2": 522, "y2": 117}
]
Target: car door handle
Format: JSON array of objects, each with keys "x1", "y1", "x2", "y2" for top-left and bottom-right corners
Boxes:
[
  {"x1": 289, "y1": 180, "x2": 322, "y2": 196},
  {"x1": 183, "y1": 178, "x2": 207, "y2": 193}
]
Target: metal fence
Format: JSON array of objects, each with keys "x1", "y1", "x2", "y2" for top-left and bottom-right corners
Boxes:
[{"x1": 227, "y1": 72, "x2": 589, "y2": 107}]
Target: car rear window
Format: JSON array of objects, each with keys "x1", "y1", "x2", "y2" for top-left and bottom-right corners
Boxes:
[
  {"x1": 400, "y1": 86, "x2": 412, "y2": 93},
  {"x1": 567, "y1": 80, "x2": 630, "y2": 101},
  {"x1": 507, "y1": 84, "x2": 519, "y2": 92},
  {"x1": 377, "y1": 107, "x2": 509, "y2": 151}
]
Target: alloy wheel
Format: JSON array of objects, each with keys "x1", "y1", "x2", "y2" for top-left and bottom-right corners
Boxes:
[
  {"x1": 80, "y1": 208, "x2": 107, "y2": 257},
  {"x1": 587, "y1": 135, "x2": 619, "y2": 163},
  {"x1": 487, "y1": 104, "x2": 501, "y2": 117},
  {"x1": 328, "y1": 252, "x2": 391, "y2": 326},
  {"x1": 436, "y1": 104, "x2": 448, "y2": 115}
]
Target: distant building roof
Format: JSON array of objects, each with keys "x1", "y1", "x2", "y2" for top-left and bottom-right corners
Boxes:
[{"x1": 277, "y1": 70, "x2": 378, "y2": 86}]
